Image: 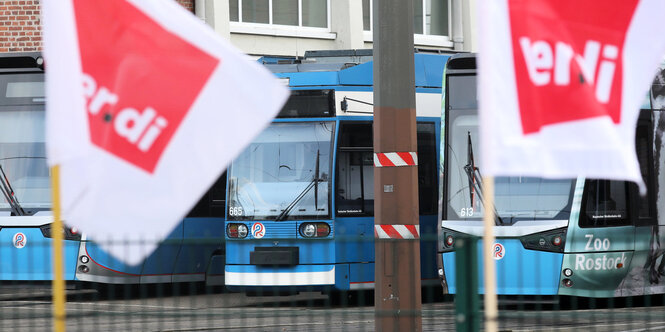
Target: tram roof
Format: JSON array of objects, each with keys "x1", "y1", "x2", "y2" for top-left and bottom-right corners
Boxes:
[{"x1": 260, "y1": 49, "x2": 454, "y2": 89}]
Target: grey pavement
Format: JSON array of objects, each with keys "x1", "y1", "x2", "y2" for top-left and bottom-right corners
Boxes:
[{"x1": 0, "y1": 290, "x2": 663, "y2": 331}]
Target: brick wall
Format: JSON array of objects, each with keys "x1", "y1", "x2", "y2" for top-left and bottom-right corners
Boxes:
[
  {"x1": 0, "y1": 1, "x2": 41, "y2": 52},
  {"x1": 176, "y1": 0, "x2": 195, "y2": 12},
  {"x1": 0, "y1": 0, "x2": 196, "y2": 53}
]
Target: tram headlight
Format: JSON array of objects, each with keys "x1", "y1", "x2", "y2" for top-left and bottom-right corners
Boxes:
[
  {"x1": 227, "y1": 223, "x2": 248, "y2": 239},
  {"x1": 316, "y1": 223, "x2": 331, "y2": 237},
  {"x1": 80, "y1": 255, "x2": 90, "y2": 264},
  {"x1": 439, "y1": 228, "x2": 464, "y2": 253},
  {"x1": 563, "y1": 268, "x2": 573, "y2": 277},
  {"x1": 520, "y1": 227, "x2": 567, "y2": 253},
  {"x1": 302, "y1": 224, "x2": 316, "y2": 237},
  {"x1": 40, "y1": 224, "x2": 82, "y2": 241},
  {"x1": 552, "y1": 236, "x2": 563, "y2": 246},
  {"x1": 237, "y1": 224, "x2": 248, "y2": 238},
  {"x1": 299, "y1": 223, "x2": 331, "y2": 238}
]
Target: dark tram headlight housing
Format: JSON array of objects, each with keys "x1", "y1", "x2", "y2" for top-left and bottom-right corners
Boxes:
[
  {"x1": 299, "y1": 222, "x2": 330, "y2": 238},
  {"x1": 520, "y1": 227, "x2": 567, "y2": 253},
  {"x1": 227, "y1": 223, "x2": 248, "y2": 238},
  {"x1": 40, "y1": 224, "x2": 82, "y2": 241},
  {"x1": 439, "y1": 228, "x2": 465, "y2": 253}
]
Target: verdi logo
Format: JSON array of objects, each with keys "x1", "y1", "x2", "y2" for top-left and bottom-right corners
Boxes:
[
  {"x1": 83, "y1": 74, "x2": 169, "y2": 154},
  {"x1": 73, "y1": 0, "x2": 219, "y2": 173},
  {"x1": 508, "y1": 0, "x2": 639, "y2": 134},
  {"x1": 519, "y1": 39, "x2": 619, "y2": 104}
]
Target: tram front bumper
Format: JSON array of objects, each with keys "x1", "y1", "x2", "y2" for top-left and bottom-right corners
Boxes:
[
  {"x1": 0, "y1": 227, "x2": 80, "y2": 281},
  {"x1": 441, "y1": 239, "x2": 565, "y2": 295},
  {"x1": 225, "y1": 264, "x2": 335, "y2": 288}
]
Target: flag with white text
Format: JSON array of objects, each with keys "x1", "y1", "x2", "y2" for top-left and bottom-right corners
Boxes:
[
  {"x1": 478, "y1": 0, "x2": 665, "y2": 189},
  {"x1": 43, "y1": 0, "x2": 289, "y2": 265}
]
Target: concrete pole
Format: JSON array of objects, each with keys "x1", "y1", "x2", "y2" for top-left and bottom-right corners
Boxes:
[{"x1": 373, "y1": 0, "x2": 422, "y2": 331}]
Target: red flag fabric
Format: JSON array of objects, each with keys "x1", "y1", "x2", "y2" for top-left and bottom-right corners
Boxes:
[
  {"x1": 43, "y1": 0, "x2": 289, "y2": 264},
  {"x1": 479, "y1": 0, "x2": 665, "y2": 190}
]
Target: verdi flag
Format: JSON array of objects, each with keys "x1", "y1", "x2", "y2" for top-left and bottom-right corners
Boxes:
[
  {"x1": 43, "y1": 0, "x2": 289, "y2": 265},
  {"x1": 478, "y1": 0, "x2": 665, "y2": 190}
]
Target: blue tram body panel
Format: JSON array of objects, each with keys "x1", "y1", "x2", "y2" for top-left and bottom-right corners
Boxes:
[
  {"x1": 0, "y1": 228, "x2": 79, "y2": 281},
  {"x1": 442, "y1": 240, "x2": 564, "y2": 295},
  {"x1": 84, "y1": 241, "x2": 143, "y2": 276},
  {"x1": 226, "y1": 238, "x2": 335, "y2": 265},
  {"x1": 140, "y1": 222, "x2": 184, "y2": 281},
  {"x1": 419, "y1": 215, "x2": 440, "y2": 280},
  {"x1": 276, "y1": 71, "x2": 340, "y2": 87},
  {"x1": 173, "y1": 217, "x2": 225, "y2": 276},
  {"x1": 80, "y1": 217, "x2": 225, "y2": 283},
  {"x1": 334, "y1": 217, "x2": 374, "y2": 263}
]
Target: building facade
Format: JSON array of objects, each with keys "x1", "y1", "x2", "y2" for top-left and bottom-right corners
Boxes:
[
  {"x1": 197, "y1": 0, "x2": 477, "y2": 56},
  {"x1": 0, "y1": 0, "x2": 477, "y2": 55}
]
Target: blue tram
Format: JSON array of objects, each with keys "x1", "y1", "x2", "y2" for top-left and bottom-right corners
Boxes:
[
  {"x1": 438, "y1": 53, "x2": 665, "y2": 297},
  {"x1": 224, "y1": 49, "x2": 449, "y2": 291},
  {"x1": 0, "y1": 53, "x2": 81, "y2": 282}
]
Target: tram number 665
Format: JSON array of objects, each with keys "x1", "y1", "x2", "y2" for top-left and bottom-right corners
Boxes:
[
  {"x1": 585, "y1": 234, "x2": 610, "y2": 251},
  {"x1": 229, "y1": 207, "x2": 243, "y2": 217}
]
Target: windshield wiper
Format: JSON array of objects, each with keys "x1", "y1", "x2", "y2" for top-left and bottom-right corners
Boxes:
[
  {"x1": 463, "y1": 132, "x2": 503, "y2": 225},
  {"x1": 0, "y1": 164, "x2": 26, "y2": 216},
  {"x1": 276, "y1": 150, "x2": 323, "y2": 222},
  {"x1": 314, "y1": 149, "x2": 320, "y2": 211}
]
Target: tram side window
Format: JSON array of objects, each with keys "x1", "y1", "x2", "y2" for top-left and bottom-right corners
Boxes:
[
  {"x1": 417, "y1": 123, "x2": 437, "y2": 215},
  {"x1": 580, "y1": 180, "x2": 630, "y2": 228},
  {"x1": 187, "y1": 172, "x2": 227, "y2": 218},
  {"x1": 635, "y1": 115, "x2": 656, "y2": 224},
  {"x1": 335, "y1": 122, "x2": 438, "y2": 216},
  {"x1": 336, "y1": 123, "x2": 374, "y2": 216}
]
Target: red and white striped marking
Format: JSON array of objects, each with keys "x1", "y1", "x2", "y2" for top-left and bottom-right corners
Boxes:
[
  {"x1": 374, "y1": 225, "x2": 420, "y2": 239},
  {"x1": 373, "y1": 152, "x2": 418, "y2": 167}
]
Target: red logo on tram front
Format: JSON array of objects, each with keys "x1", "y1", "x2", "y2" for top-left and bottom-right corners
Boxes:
[
  {"x1": 13, "y1": 232, "x2": 26, "y2": 249},
  {"x1": 72, "y1": 0, "x2": 219, "y2": 173},
  {"x1": 493, "y1": 243, "x2": 505, "y2": 260},
  {"x1": 509, "y1": 0, "x2": 639, "y2": 134},
  {"x1": 251, "y1": 223, "x2": 266, "y2": 239}
]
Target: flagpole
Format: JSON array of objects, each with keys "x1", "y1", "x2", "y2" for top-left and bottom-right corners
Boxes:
[
  {"x1": 50, "y1": 165, "x2": 66, "y2": 332},
  {"x1": 482, "y1": 176, "x2": 498, "y2": 332}
]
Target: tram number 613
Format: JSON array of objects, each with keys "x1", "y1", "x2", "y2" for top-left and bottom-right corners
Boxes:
[
  {"x1": 460, "y1": 207, "x2": 474, "y2": 217},
  {"x1": 585, "y1": 234, "x2": 610, "y2": 251}
]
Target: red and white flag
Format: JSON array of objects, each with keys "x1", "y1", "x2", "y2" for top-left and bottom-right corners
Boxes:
[
  {"x1": 478, "y1": 0, "x2": 665, "y2": 189},
  {"x1": 43, "y1": 0, "x2": 289, "y2": 264}
]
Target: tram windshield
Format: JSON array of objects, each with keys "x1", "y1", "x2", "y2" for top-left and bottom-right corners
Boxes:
[
  {"x1": 227, "y1": 121, "x2": 334, "y2": 221},
  {"x1": 0, "y1": 75, "x2": 49, "y2": 212},
  {"x1": 445, "y1": 76, "x2": 574, "y2": 223}
]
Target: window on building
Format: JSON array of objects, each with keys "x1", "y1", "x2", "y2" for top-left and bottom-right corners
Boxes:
[
  {"x1": 229, "y1": 0, "x2": 328, "y2": 28},
  {"x1": 362, "y1": 0, "x2": 450, "y2": 40}
]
